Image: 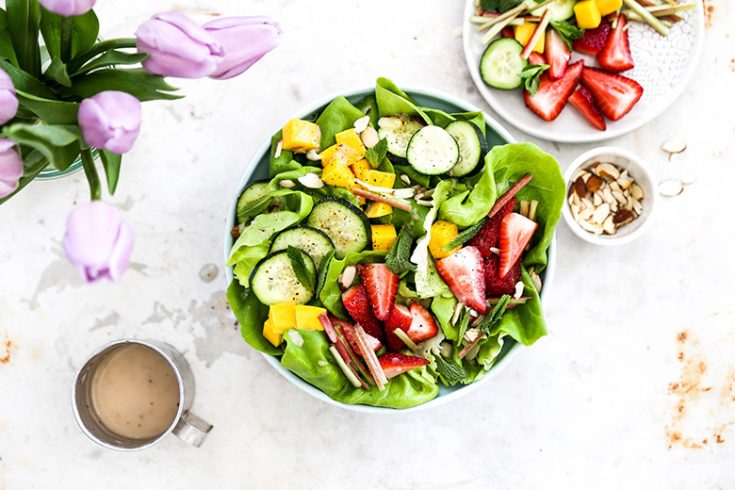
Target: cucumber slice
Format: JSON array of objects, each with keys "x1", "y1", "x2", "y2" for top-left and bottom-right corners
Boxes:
[
  {"x1": 237, "y1": 181, "x2": 269, "y2": 222},
  {"x1": 406, "y1": 126, "x2": 459, "y2": 176},
  {"x1": 527, "y1": 0, "x2": 575, "y2": 21},
  {"x1": 446, "y1": 121, "x2": 485, "y2": 177},
  {"x1": 480, "y1": 38, "x2": 528, "y2": 91},
  {"x1": 307, "y1": 197, "x2": 370, "y2": 258},
  {"x1": 269, "y1": 226, "x2": 335, "y2": 268},
  {"x1": 377, "y1": 115, "x2": 424, "y2": 158},
  {"x1": 250, "y1": 250, "x2": 316, "y2": 305}
]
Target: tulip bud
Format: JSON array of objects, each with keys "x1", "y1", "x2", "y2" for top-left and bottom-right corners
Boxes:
[
  {"x1": 63, "y1": 201, "x2": 134, "y2": 283},
  {"x1": 38, "y1": 0, "x2": 97, "y2": 17},
  {"x1": 203, "y1": 16, "x2": 281, "y2": 80},
  {"x1": 0, "y1": 139, "x2": 23, "y2": 199},
  {"x1": 78, "y1": 91, "x2": 141, "y2": 154},
  {"x1": 0, "y1": 68, "x2": 18, "y2": 125},
  {"x1": 136, "y1": 11, "x2": 224, "y2": 79}
]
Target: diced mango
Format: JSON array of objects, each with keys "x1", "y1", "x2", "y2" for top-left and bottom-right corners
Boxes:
[
  {"x1": 364, "y1": 169, "x2": 396, "y2": 189},
  {"x1": 335, "y1": 129, "x2": 365, "y2": 157},
  {"x1": 262, "y1": 319, "x2": 283, "y2": 347},
  {"x1": 281, "y1": 119, "x2": 321, "y2": 152},
  {"x1": 514, "y1": 23, "x2": 545, "y2": 54},
  {"x1": 429, "y1": 221, "x2": 460, "y2": 259},
  {"x1": 322, "y1": 162, "x2": 356, "y2": 189},
  {"x1": 371, "y1": 224, "x2": 397, "y2": 251},
  {"x1": 269, "y1": 302, "x2": 296, "y2": 333},
  {"x1": 574, "y1": 0, "x2": 602, "y2": 29},
  {"x1": 595, "y1": 0, "x2": 622, "y2": 16},
  {"x1": 320, "y1": 143, "x2": 363, "y2": 167},
  {"x1": 294, "y1": 305, "x2": 326, "y2": 331},
  {"x1": 366, "y1": 202, "x2": 393, "y2": 218},
  {"x1": 352, "y1": 159, "x2": 372, "y2": 181}
]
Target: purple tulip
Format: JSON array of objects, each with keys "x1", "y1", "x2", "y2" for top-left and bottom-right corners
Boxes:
[
  {"x1": 0, "y1": 139, "x2": 23, "y2": 199},
  {"x1": 78, "y1": 91, "x2": 141, "y2": 153},
  {"x1": 203, "y1": 16, "x2": 281, "y2": 80},
  {"x1": 63, "y1": 201, "x2": 134, "y2": 283},
  {"x1": 0, "y1": 68, "x2": 18, "y2": 125},
  {"x1": 136, "y1": 12, "x2": 224, "y2": 79},
  {"x1": 38, "y1": 0, "x2": 97, "y2": 16}
]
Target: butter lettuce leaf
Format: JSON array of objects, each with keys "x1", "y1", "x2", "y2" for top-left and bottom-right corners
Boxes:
[
  {"x1": 319, "y1": 250, "x2": 387, "y2": 319},
  {"x1": 439, "y1": 157, "x2": 498, "y2": 227},
  {"x1": 490, "y1": 266, "x2": 546, "y2": 345},
  {"x1": 227, "y1": 280, "x2": 280, "y2": 356},
  {"x1": 315, "y1": 96, "x2": 365, "y2": 148}
]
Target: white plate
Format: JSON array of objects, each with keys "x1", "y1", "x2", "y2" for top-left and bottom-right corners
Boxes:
[{"x1": 462, "y1": 0, "x2": 705, "y2": 143}]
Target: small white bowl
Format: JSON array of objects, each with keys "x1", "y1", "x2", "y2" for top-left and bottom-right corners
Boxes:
[{"x1": 562, "y1": 147, "x2": 657, "y2": 246}]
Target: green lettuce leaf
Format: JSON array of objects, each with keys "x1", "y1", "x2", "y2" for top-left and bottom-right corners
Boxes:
[
  {"x1": 319, "y1": 250, "x2": 387, "y2": 318},
  {"x1": 232, "y1": 242, "x2": 270, "y2": 287},
  {"x1": 375, "y1": 77, "x2": 432, "y2": 123},
  {"x1": 227, "y1": 280, "x2": 280, "y2": 356},
  {"x1": 490, "y1": 266, "x2": 546, "y2": 345},
  {"x1": 269, "y1": 130, "x2": 300, "y2": 175},
  {"x1": 315, "y1": 96, "x2": 365, "y2": 148},
  {"x1": 439, "y1": 157, "x2": 498, "y2": 227},
  {"x1": 431, "y1": 295, "x2": 459, "y2": 341}
]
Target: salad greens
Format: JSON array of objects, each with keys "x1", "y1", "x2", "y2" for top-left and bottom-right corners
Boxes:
[{"x1": 226, "y1": 78, "x2": 565, "y2": 409}]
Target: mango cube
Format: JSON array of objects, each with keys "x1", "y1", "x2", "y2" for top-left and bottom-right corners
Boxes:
[
  {"x1": 364, "y1": 169, "x2": 396, "y2": 189},
  {"x1": 366, "y1": 202, "x2": 393, "y2": 218},
  {"x1": 269, "y1": 302, "x2": 296, "y2": 333},
  {"x1": 281, "y1": 119, "x2": 321, "y2": 152},
  {"x1": 322, "y1": 162, "x2": 356, "y2": 189},
  {"x1": 371, "y1": 224, "x2": 397, "y2": 251},
  {"x1": 335, "y1": 129, "x2": 366, "y2": 157},
  {"x1": 514, "y1": 23, "x2": 545, "y2": 54},
  {"x1": 294, "y1": 305, "x2": 326, "y2": 331},
  {"x1": 574, "y1": 0, "x2": 602, "y2": 29},
  {"x1": 351, "y1": 159, "x2": 372, "y2": 181},
  {"x1": 320, "y1": 143, "x2": 362, "y2": 167},
  {"x1": 429, "y1": 221, "x2": 460, "y2": 259},
  {"x1": 262, "y1": 319, "x2": 283, "y2": 347},
  {"x1": 595, "y1": 0, "x2": 622, "y2": 16}
]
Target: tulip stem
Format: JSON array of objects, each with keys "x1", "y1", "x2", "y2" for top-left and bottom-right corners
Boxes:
[
  {"x1": 80, "y1": 148, "x2": 101, "y2": 201},
  {"x1": 60, "y1": 17, "x2": 72, "y2": 62}
]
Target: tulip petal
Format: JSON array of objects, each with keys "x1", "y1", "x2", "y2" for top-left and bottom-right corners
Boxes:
[
  {"x1": 0, "y1": 138, "x2": 23, "y2": 198},
  {"x1": 204, "y1": 16, "x2": 281, "y2": 80},
  {"x1": 107, "y1": 220, "x2": 135, "y2": 282}
]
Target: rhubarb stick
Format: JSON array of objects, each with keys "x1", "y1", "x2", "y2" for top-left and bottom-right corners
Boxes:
[
  {"x1": 487, "y1": 174, "x2": 533, "y2": 219},
  {"x1": 354, "y1": 324, "x2": 388, "y2": 390},
  {"x1": 623, "y1": 0, "x2": 669, "y2": 35},
  {"x1": 520, "y1": 8, "x2": 551, "y2": 59}
]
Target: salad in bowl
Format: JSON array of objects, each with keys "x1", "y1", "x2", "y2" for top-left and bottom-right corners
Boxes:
[{"x1": 225, "y1": 78, "x2": 565, "y2": 410}]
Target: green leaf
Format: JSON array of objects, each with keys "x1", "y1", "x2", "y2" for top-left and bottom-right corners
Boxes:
[
  {"x1": 314, "y1": 96, "x2": 365, "y2": 148},
  {"x1": 2, "y1": 123, "x2": 80, "y2": 171},
  {"x1": 551, "y1": 20, "x2": 584, "y2": 49},
  {"x1": 456, "y1": 307, "x2": 472, "y2": 345},
  {"x1": 385, "y1": 225, "x2": 416, "y2": 275},
  {"x1": 45, "y1": 57, "x2": 72, "y2": 87},
  {"x1": 72, "y1": 50, "x2": 147, "y2": 76},
  {"x1": 15, "y1": 89, "x2": 79, "y2": 124},
  {"x1": 0, "y1": 9, "x2": 19, "y2": 66},
  {"x1": 315, "y1": 249, "x2": 335, "y2": 296},
  {"x1": 99, "y1": 150, "x2": 121, "y2": 195},
  {"x1": 0, "y1": 58, "x2": 57, "y2": 98},
  {"x1": 520, "y1": 64, "x2": 549, "y2": 96},
  {"x1": 433, "y1": 354, "x2": 468, "y2": 385},
  {"x1": 287, "y1": 246, "x2": 316, "y2": 291},
  {"x1": 477, "y1": 295, "x2": 510, "y2": 336},
  {"x1": 445, "y1": 219, "x2": 486, "y2": 251},
  {"x1": 364, "y1": 138, "x2": 387, "y2": 168},
  {"x1": 6, "y1": 0, "x2": 41, "y2": 76},
  {"x1": 227, "y1": 280, "x2": 282, "y2": 356},
  {"x1": 237, "y1": 194, "x2": 272, "y2": 222},
  {"x1": 40, "y1": 9, "x2": 99, "y2": 61},
  {"x1": 69, "y1": 68, "x2": 181, "y2": 102}
]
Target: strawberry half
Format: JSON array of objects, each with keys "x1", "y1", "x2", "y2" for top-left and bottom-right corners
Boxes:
[
  {"x1": 569, "y1": 86, "x2": 607, "y2": 131},
  {"x1": 436, "y1": 246, "x2": 487, "y2": 313},
  {"x1": 528, "y1": 51, "x2": 546, "y2": 65},
  {"x1": 407, "y1": 303, "x2": 439, "y2": 343},
  {"x1": 384, "y1": 304, "x2": 413, "y2": 351},
  {"x1": 499, "y1": 213, "x2": 538, "y2": 278},
  {"x1": 485, "y1": 254, "x2": 521, "y2": 296},
  {"x1": 378, "y1": 353, "x2": 429, "y2": 379},
  {"x1": 332, "y1": 317, "x2": 381, "y2": 355},
  {"x1": 358, "y1": 263, "x2": 398, "y2": 321},
  {"x1": 581, "y1": 67, "x2": 643, "y2": 121},
  {"x1": 468, "y1": 197, "x2": 517, "y2": 257},
  {"x1": 597, "y1": 14, "x2": 634, "y2": 73},
  {"x1": 573, "y1": 22, "x2": 611, "y2": 56},
  {"x1": 524, "y1": 60, "x2": 583, "y2": 122},
  {"x1": 546, "y1": 29, "x2": 570, "y2": 80},
  {"x1": 341, "y1": 284, "x2": 384, "y2": 342}
]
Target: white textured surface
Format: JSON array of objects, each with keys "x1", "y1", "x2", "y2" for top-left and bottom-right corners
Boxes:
[{"x1": 1, "y1": 1, "x2": 734, "y2": 489}]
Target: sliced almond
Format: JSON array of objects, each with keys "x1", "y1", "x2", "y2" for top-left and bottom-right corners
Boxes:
[
  {"x1": 400, "y1": 174, "x2": 411, "y2": 185},
  {"x1": 489, "y1": 247, "x2": 500, "y2": 255},
  {"x1": 661, "y1": 138, "x2": 687, "y2": 156},
  {"x1": 578, "y1": 206, "x2": 594, "y2": 221},
  {"x1": 581, "y1": 197, "x2": 594, "y2": 209},
  {"x1": 530, "y1": 271, "x2": 542, "y2": 293},
  {"x1": 602, "y1": 187, "x2": 616, "y2": 206},
  {"x1": 578, "y1": 219, "x2": 604, "y2": 235},
  {"x1": 377, "y1": 116, "x2": 402, "y2": 130},
  {"x1": 274, "y1": 139, "x2": 283, "y2": 159},
  {"x1": 609, "y1": 181, "x2": 621, "y2": 193},
  {"x1": 339, "y1": 265, "x2": 356, "y2": 290},
  {"x1": 594, "y1": 162, "x2": 620, "y2": 180},
  {"x1": 353, "y1": 115, "x2": 370, "y2": 133},
  {"x1": 360, "y1": 126, "x2": 379, "y2": 148},
  {"x1": 592, "y1": 192, "x2": 603, "y2": 206},
  {"x1": 612, "y1": 189, "x2": 627, "y2": 205},
  {"x1": 624, "y1": 195, "x2": 634, "y2": 211},
  {"x1": 586, "y1": 175, "x2": 603, "y2": 193},
  {"x1": 297, "y1": 173, "x2": 324, "y2": 189},
  {"x1": 602, "y1": 215, "x2": 616, "y2": 235},
  {"x1": 278, "y1": 179, "x2": 295, "y2": 188},
  {"x1": 613, "y1": 208, "x2": 634, "y2": 225},
  {"x1": 591, "y1": 203, "x2": 611, "y2": 224},
  {"x1": 632, "y1": 199, "x2": 643, "y2": 215},
  {"x1": 306, "y1": 149, "x2": 321, "y2": 161},
  {"x1": 659, "y1": 179, "x2": 684, "y2": 197},
  {"x1": 513, "y1": 281, "x2": 525, "y2": 299},
  {"x1": 630, "y1": 184, "x2": 644, "y2": 200}
]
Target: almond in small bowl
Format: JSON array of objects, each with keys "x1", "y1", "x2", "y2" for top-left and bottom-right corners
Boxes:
[{"x1": 562, "y1": 147, "x2": 657, "y2": 246}]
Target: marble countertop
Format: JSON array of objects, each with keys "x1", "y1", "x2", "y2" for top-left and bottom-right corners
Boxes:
[{"x1": 1, "y1": 0, "x2": 734, "y2": 488}]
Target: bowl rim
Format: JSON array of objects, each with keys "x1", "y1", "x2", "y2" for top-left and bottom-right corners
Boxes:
[
  {"x1": 223, "y1": 84, "x2": 557, "y2": 413},
  {"x1": 561, "y1": 146, "x2": 658, "y2": 246}
]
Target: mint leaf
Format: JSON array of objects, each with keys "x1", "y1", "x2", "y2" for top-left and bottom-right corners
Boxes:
[
  {"x1": 551, "y1": 20, "x2": 585, "y2": 49},
  {"x1": 445, "y1": 219, "x2": 486, "y2": 251},
  {"x1": 521, "y1": 64, "x2": 549, "y2": 96},
  {"x1": 386, "y1": 226, "x2": 416, "y2": 275},
  {"x1": 455, "y1": 307, "x2": 472, "y2": 346},
  {"x1": 497, "y1": 0, "x2": 525, "y2": 12},
  {"x1": 237, "y1": 195, "x2": 271, "y2": 222},
  {"x1": 287, "y1": 246, "x2": 315, "y2": 290},
  {"x1": 364, "y1": 138, "x2": 387, "y2": 168},
  {"x1": 434, "y1": 355, "x2": 467, "y2": 385},
  {"x1": 477, "y1": 295, "x2": 511, "y2": 336},
  {"x1": 315, "y1": 249, "x2": 335, "y2": 296},
  {"x1": 479, "y1": 0, "x2": 499, "y2": 12}
]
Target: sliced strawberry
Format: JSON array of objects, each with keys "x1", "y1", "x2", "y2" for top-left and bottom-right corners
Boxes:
[
  {"x1": 546, "y1": 29, "x2": 570, "y2": 80},
  {"x1": 581, "y1": 67, "x2": 643, "y2": 121},
  {"x1": 378, "y1": 353, "x2": 429, "y2": 379},
  {"x1": 524, "y1": 60, "x2": 583, "y2": 122},
  {"x1": 468, "y1": 197, "x2": 517, "y2": 256},
  {"x1": 499, "y1": 213, "x2": 538, "y2": 278},
  {"x1": 436, "y1": 246, "x2": 487, "y2": 313},
  {"x1": 358, "y1": 263, "x2": 398, "y2": 321},
  {"x1": 384, "y1": 304, "x2": 413, "y2": 351},
  {"x1": 573, "y1": 22, "x2": 611, "y2": 56},
  {"x1": 332, "y1": 317, "x2": 382, "y2": 355},
  {"x1": 485, "y1": 254, "x2": 521, "y2": 296},
  {"x1": 528, "y1": 52, "x2": 546, "y2": 66},
  {"x1": 341, "y1": 284, "x2": 384, "y2": 342},
  {"x1": 597, "y1": 14, "x2": 634, "y2": 73},
  {"x1": 407, "y1": 303, "x2": 439, "y2": 343},
  {"x1": 569, "y1": 86, "x2": 607, "y2": 131}
]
